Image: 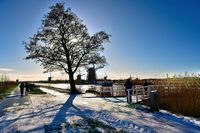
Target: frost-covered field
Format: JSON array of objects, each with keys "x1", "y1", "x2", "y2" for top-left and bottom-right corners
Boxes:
[
  {"x1": 35, "y1": 83, "x2": 95, "y2": 93},
  {"x1": 0, "y1": 87, "x2": 200, "y2": 133},
  {"x1": 34, "y1": 83, "x2": 125, "y2": 96}
]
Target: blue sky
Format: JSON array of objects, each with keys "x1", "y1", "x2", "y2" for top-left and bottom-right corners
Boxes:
[{"x1": 0, "y1": 0, "x2": 200, "y2": 80}]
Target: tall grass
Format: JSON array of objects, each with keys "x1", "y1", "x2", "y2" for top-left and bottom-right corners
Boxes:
[{"x1": 157, "y1": 77, "x2": 200, "y2": 118}]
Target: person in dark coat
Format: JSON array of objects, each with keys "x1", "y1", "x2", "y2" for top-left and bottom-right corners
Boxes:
[
  {"x1": 143, "y1": 80, "x2": 149, "y2": 91},
  {"x1": 25, "y1": 82, "x2": 30, "y2": 95},
  {"x1": 124, "y1": 78, "x2": 133, "y2": 103},
  {"x1": 20, "y1": 82, "x2": 25, "y2": 97}
]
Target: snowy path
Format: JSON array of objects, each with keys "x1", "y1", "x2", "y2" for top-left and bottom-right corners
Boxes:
[
  {"x1": 0, "y1": 86, "x2": 31, "y2": 117},
  {"x1": 0, "y1": 87, "x2": 199, "y2": 132}
]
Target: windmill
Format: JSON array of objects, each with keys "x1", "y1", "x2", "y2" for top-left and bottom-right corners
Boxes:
[
  {"x1": 77, "y1": 70, "x2": 85, "y2": 83},
  {"x1": 48, "y1": 73, "x2": 52, "y2": 82}
]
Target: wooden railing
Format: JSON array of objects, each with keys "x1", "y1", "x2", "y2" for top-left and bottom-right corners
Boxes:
[
  {"x1": 127, "y1": 85, "x2": 156, "y2": 103},
  {"x1": 97, "y1": 84, "x2": 177, "y2": 103},
  {"x1": 127, "y1": 85, "x2": 177, "y2": 103}
]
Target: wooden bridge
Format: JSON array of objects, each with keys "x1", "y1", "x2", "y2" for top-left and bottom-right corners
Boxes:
[
  {"x1": 97, "y1": 84, "x2": 175, "y2": 103},
  {"x1": 126, "y1": 85, "x2": 156, "y2": 103}
]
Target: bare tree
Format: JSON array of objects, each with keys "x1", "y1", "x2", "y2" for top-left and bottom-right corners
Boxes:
[{"x1": 24, "y1": 3, "x2": 110, "y2": 93}]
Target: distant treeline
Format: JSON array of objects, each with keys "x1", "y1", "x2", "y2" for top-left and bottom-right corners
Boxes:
[
  {"x1": 25, "y1": 77, "x2": 200, "y2": 86},
  {"x1": 29, "y1": 78, "x2": 161, "y2": 85}
]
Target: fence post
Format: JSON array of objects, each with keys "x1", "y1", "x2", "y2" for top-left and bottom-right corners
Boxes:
[
  {"x1": 142, "y1": 87, "x2": 145, "y2": 100},
  {"x1": 136, "y1": 88, "x2": 138, "y2": 102},
  {"x1": 111, "y1": 86, "x2": 113, "y2": 96},
  {"x1": 147, "y1": 86, "x2": 151, "y2": 96},
  {"x1": 100, "y1": 87, "x2": 103, "y2": 96},
  {"x1": 150, "y1": 91, "x2": 159, "y2": 112},
  {"x1": 127, "y1": 89, "x2": 132, "y2": 103}
]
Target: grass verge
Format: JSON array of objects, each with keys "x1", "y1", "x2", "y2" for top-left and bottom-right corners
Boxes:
[
  {"x1": 0, "y1": 82, "x2": 19, "y2": 102},
  {"x1": 45, "y1": 117, "x2": 125, "y2": 133},
  {"x1": 29, "y1": 86, "x2": 47, "y2": 94}
]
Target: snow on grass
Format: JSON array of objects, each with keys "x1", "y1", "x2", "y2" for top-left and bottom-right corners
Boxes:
[
  {"x1": 34, "y1": 83, "x2": 70, "y2": 90},
  {"x1": 0, "y1": 87, "x2": 200, "y2": 132},
  {"x1": 39, "y1": 87, "x2": 66, "y2": 97},
  {"x1": 34, "y1": 83, "x2": 95, "y2": 93}
]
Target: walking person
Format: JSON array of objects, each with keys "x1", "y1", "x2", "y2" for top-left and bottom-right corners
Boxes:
[
  {"x1": 25, "y1": 82, "x2": 29, "y2": 96},
  {"x1": 143, "y1": 80, "x2": 149, "y2": 91},
  {"x1": 124, "y1": 78, "x2": 133, "y2": 103},
  {"x1": 20, "y1": 82, "x2": 25, "y2": 97}
]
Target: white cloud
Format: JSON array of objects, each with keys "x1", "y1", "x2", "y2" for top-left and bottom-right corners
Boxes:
[
  {"x1": 9, "y1": 71, "x2": 67, "y2": 81},
  {"x1": 0, "y1": 67, "x2": 14, "y2": 72}
]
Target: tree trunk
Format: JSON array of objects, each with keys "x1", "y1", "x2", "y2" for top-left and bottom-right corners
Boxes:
[{"x1": 68, "y1": 71, "x2": 77, "y2": 94}]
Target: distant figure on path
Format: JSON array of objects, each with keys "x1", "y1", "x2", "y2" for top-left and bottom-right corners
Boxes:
[
  {"x1": 124, "y1": 78, "x2": 133, "y2": 103},
  {"x1": 104, "y1": 76, "x2": 107, "y2": 81},
  {"x1": 143, "y1": 80, "x2": 149, "y2": 91},
  {"x1": 20, "y1": 82, "x2": 25, "y2": 97}
]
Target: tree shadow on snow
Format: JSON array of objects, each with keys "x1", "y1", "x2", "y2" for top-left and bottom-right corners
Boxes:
[
  {"x1": 0, "y1": 103, "x2": 62, "y2": 133},
  {"x1": 2, "y1": 94, "x2": 190, "y2": 132},
  {"x1": 42, "y1": 94, "x2": 157, "y2": 132}
]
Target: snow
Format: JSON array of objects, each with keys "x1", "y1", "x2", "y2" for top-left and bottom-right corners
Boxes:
[
  {"x1": 0, "y1": 86, "x2": 200, "y2": 132},
  {"x1": 35, "y1": 83, "x2": 95, "y2": 93},
  {"x1": 39, "y1": 87, "x2": 66, "y2": 97}
]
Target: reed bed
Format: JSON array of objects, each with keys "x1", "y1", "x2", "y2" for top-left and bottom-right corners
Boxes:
[{"x1": 157, "y1": 77, "x2": 200, "y2": 118}]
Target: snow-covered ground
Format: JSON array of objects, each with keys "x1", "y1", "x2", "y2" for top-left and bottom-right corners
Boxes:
[
  {"x1": 34, "y1": 83, "x2": 126, "y2": 97},
  {"x1": 35, "y1": 83, "x2": 95, "y2": 93},
  {"x1": 0, "y1": 86, "x2": 200, "y2": 132}
]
